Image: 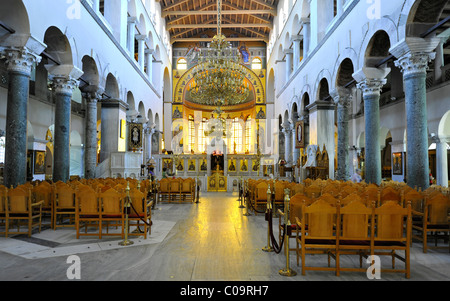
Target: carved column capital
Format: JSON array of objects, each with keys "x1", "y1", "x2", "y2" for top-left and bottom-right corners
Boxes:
[
  {"x1": 356, "y1": 78, "x2": 387, "y2": 97},
  {"x1": 330, "y1": 86, "x2": 353, "y2": 107},
  {"x1": 2, "y1": 47, "x2": 41, "y2": 75},
  {"x1": 394, "y1": 52, "x2": 436, "y2": 77}
]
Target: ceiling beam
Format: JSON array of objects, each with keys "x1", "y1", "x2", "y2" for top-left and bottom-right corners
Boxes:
[
  {"x1": 250, "y1": 0, "x2": 276, "y2": 10},
  {"x1": 167, "y1": 23, "x2": 273, "y2": 30},
  {"x1": 162, "y1": 9, "x2": 276, "y2": 17},
  {"x1": 166, "y1": 1, "x2": 217, "y2": 25},
  {"x1": 171, "y1": 36, "x2": 268, "y2": 44}
]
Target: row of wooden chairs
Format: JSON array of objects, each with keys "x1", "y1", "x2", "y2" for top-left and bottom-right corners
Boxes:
[
  {"x1": 0, "y1": 185, "x2": 43, "y2": 238},
  {"x1": 291, "y1": 199, "x2": 413, "y2": 278},
  {"x1": 282, "y1": 191, "x2": 449, "y2": 255},
  {"x1": 157, "y1": 178, "x2": 196, "y2": 203},
  {"x1": 0, "y1": 178, "x2": 154, "y2": 239}
]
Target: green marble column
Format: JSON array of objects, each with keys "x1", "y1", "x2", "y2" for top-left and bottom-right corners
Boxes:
[
  {"x1": 357, "y1": 79, "x2": 386, "y2": 185},
  {"x1": 51, "y1": 76, "x2": 78, "y2": 183},
  {"x1": 395, "y1": 52, "x2": 435, "y2": 190},
  {"x1": 3, "y1": 48, "x2": 41, "y2": 188}
]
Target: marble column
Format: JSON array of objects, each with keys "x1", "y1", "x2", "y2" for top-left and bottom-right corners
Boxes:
[
  {"x1": 84, "y1": 90, "x2": 101, "y2": 179},
  {"x1": 353, "y1": 67, "x2": 390, "y2": 185},
  {"x1": 136, "y1": 34, "x2": 146, "y2": 70},
  {"x1": 292, "y1": 35, "x2": 302, "y2": 71},
  {"x1": 394, "y1": 51, "x2": 436, "y2": 190},
  {"x1": 331, "y1": 87, "x2": 353, "y2": 181},
  {"x1": 301, "y1": 18, "x2": 311, "y2": 58},
  {"x1": 2, "y1": 47, "x2": 42, "y2": 187},
  {"x1": 284, "y1": 49, "x2": 293, "y2": 81},
  {"x1": 51, "y1": 75, "x2": 79, "y2": 183},
  {"x1": 435, "y1": 136, "x2": 448, "y2": 187},
  {"x1": 282, "y1": 122, "x2": 293, "y2": 168},
  {"x1": 390, "y1": 37, "x2": 440, "y2": 190},
  {"x1": 127, "y1": 17, "x2": 137, "y2": 56}
]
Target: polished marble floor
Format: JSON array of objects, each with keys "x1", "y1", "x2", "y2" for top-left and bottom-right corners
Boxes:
[{"x1": 0, "y1": 191, "x2": 449, "y2": 281}]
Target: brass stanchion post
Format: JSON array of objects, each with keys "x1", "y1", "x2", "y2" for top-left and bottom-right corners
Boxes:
[
  {"x1": 262, "y1": 184, "x2": 274, "y2": 252},
  {"x1": 243, "y1": 179, "x2": 251, "y2": 216},
  {"x1": 279, "y1": 188, "x2": 296, "y2": 276},
  {"x1": 119, "y1": 182, "x2": 134, "y2": 246},
  {"x1": 238, "y1": 177, "x2": 244, "y2": 208}
]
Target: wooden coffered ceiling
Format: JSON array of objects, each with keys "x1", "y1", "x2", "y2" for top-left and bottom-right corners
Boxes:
[{"x1": 159, "y1": 0, "x2": 278, "y2": 45}]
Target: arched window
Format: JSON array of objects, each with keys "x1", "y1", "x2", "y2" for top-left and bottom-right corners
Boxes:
[
  {"x1": 252, "y1": 57, "x2": 262, "y2": 70},
  {"x1": 245, "y1": 117, "x2": 252, "y2": 153},
  {"x1": 230, "y1": 118, "x2": 243, "y2": 153},
  {"x1": 188, "y1": 115, "x2": 195, "y2": 152},
  {"x1": 177, "y1": 58, "x2": 187, "y2": 70},
  {"x1": 198, "y1": 117, "x2": 207, "y2": 153}
]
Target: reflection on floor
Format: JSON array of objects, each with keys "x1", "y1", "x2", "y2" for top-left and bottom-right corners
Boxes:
[{"x1": 0, "y1": 191, "x2": 449, "y2": 281}]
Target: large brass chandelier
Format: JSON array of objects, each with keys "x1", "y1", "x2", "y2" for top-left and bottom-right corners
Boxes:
[{"x1": 187, "y1": 0, "x2": 251, "y2": 113}]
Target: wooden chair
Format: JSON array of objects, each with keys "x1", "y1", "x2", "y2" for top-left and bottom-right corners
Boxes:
[
  {"x1": 253, "y1": 181, "x2": 269, "y2": 213},
  {"x1": 304, "y1": 185, "x2": 321, "y2": 198},
  {"x1": 412, "y1": 193, "x2": 450, "y2": 253},
  {"x1": 75, "y1": 186, "x2": 102, "y2": 239},
  {"x1": 32, "y1": 183, "x2": 54, "y2": 229},
  {"x1": 380, "y1": 186, "x2": 402, "y2": 206},
  {"x1": 128, "y1": 188, "x2": 153, "y2": 239},
  {"x1": 6, "y1": 187, "x2": 43, "y2": 238},
  {"x1": 281, "y1": 193, "x2": 312, "y2": 260},
  {"x1": 100, "y1": 188, "x2": 124, "y2": 238},
  {"x1": 181, "y1": 178, "x2": 195, "y2": 202},
  {"x1": 290, "y1": 183, "x2": 304, "y2": 196},
  {"x1": 337, "y1": 200, "x2": 373, "y2": 275},
  {"x1": 0, "y1": 186, "x2": 7, "y2": 236},
  {"x1": 53, "y1": 184, "x2": 76, "y2": 229},
  {"x1": 273, "y1": 181, "x2": 286, "y2": 207},
  {"x1": 296, "y1": 199, "x2": 339, "y2": 276},
  {"x1": 372, "y1": 201, "x2": 412, "y2": 279},
  {"x1": 169, "y1": 178, "x2": 182, "y2": 202},
  {"x1": 158, "y1": 178, "x2": 170, "y2": 202}
]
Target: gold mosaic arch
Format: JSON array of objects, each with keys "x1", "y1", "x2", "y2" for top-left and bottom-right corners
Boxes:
[{"x1": 173, "y1": 64, "x2": 266, "y2": 113}]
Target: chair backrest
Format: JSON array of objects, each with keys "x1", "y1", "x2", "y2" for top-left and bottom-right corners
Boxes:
[
  {"x1": 302, "y1": 199, "x2": 337, "y2": 238},
  {"x1": 76, "y1": 187, "x2": 99, "y2": 215},
  {"x1": 33, "y1": 184, "x2": 53, "y2": 208},
  {"x1": 181, "y1": 179, "x2": 193, "y2": 192},
  {"x1": 274, "y1": 181, "x2": 285, "y2": 201},
  {"x1": 318, "y1": 193, "x2": 338, "y2": 207},
  {"x1": 255, "y1": 182, "x2": 269, "y2": 200},
  {"x1": 404, "y1": 189, "x2": 424, "y2": 212},
  {"x1": 100, "y1": 188, "x2": 122, "y2": 215},
  {"x1": 0, "y1": 185, "x2": 7, "y2": 214},
  {"x1": 425, "y1": 194, "x2": 450, "y2": 225},
  {"x1": 290, "y1": 193, "x2": 311, "y2": 225},
  {"x1": 159, "y1": 178, "x2": 170, "y2": 192},
  {"x1": 339, "y1": 200, "x2": 372, "y2": 239},
  {"x1": 169, "y1": 178, "x2": 181, "y2": 192},
  {"x1": 55, "y1": 184, "x2": 75, "y2": 208},
  {"x1": 7, "y1": 187, "x2": 31, "y2": 213},
  {"x1": 291, "y1": 183, "x2": 304, "y2": 196},
  {"x1": 129, "y1": 189, "x2": 146, "y2": 214},
  {"x1": 380, "y1": 186, "x2": 401, "y2": 205},
  {"x1": 304, "y1": 185, "x2": 321, "y2": 198},
  {"x1": 341, "y1": 193, "x2": 363, "y2": 206},
  {"x1": 374, "y1": 201, "x2": 409, "y2": 240}
]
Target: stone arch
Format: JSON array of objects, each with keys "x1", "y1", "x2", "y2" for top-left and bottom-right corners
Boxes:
[
  {"x1": 438, "y1": 110, "x2": 450, "y2": 138},
  {"x1": 154, "y1": 113, "x2": 160, "y2": 131},
  {"x1": 363, "y1": 30, "x2": 392, "y2": 68},
  {"x1": 163, "y1": 67, "x2": 171, "y2": 103},
  {"x1": 300, "y1": 0, "x2": 311, "y2": 19},
  {"x1": 147, "y1": 109, "x2": 153, "y2": 126},
  {"x1": 291, "y1": 14, "x2": 302, "y2": 36},
  {"x1": 127, "y1": 91, "x2": 136, "y2": 112},
  {"x1": 138, "y1": 101, "x2": 146, "y2": 120},
  {"x1": 80, "y1": 55, "x2": 100, "y2": 93},
  {"x1": 267, "y1": 68, "x2": 275, "y2": 104},
  {"x1": 105, "y1": 73, "x2": 120, "y2": 99},
  {"x1": 128, "y1": 0, "x2": 137, "y2": 18},
  {"x1": 0, "y1": 0, "x2": 30, "y2": 37},
  {"x1": 335, "y1": 58, "x2": 355, "y2": 88},
  {"x1": 43, "y1": 26, "x2": 74, "y2": 66},
  {"x1": 316, "y1": 78, "x2": 331, "y2": 101},
  {"x1": 301, "y1": 91, "x2": 310, "y2": 115}
]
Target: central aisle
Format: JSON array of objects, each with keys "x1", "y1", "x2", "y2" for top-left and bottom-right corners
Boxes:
[{"x1": 146, "y1": 191, "x2": 287, "y2": 281}]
